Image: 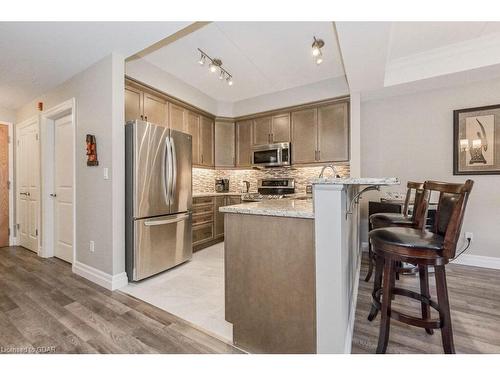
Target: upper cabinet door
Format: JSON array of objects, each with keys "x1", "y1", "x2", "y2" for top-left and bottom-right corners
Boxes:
[
  {"x1": 291, "y1": 108, "x2": 318, "y2": 164},
  {"x1": 271, "y1": 113, "x2": 290, "y2": 143},
  {"x1": 252, "y1": 117, "x2": 272, "y2": 145},
  {"x1": 143, "y1": 92, "x2": 168, "y2": 127},
  {"x1": 215, "y1": 121, "x2": 235, "y2": 168},
  {"x1": 236, "y1": 120, "x2": 253, "y2": 168},
  {"x1": 169, "y1": 103, "x2": 186, "y2": 132},
  {"x1": 125, "y1": 86, "x2": 143, "y2": 123},
  {"x1": 200, "y1": 116, "x2": 214, "y2": 167},
  {"x1": 317, "y1": 102, "x2": 349, "y2": 162},
  {"x1": 186, "y1": 111, "x2": 200, "y2": 165}
]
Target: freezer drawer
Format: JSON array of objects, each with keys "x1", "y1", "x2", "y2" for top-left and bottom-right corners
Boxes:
[{"x1": 132, "y1": 212, "x2": 192, "y2": 281}]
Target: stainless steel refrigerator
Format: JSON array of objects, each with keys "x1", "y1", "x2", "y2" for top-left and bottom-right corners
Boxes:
[{"x1": 125, "y1": 120, "x2": 192, "y2": 281}]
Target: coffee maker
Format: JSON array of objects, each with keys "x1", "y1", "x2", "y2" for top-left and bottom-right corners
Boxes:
[{"x1": 215, "y1": 178, "x2": 229, "y2": 193}]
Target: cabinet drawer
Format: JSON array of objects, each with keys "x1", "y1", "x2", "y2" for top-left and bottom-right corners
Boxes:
[
  {"x1": 193, "y1": 203, "x2": 214, "y2": 215},
  {"x1": 193, "y1": 223, "x2": 213, "y2": 245},
  {"x1": 193, "y1": 196, "x2": 214, "y2": 205},
  {"x1": 192, "y1": 212, "x2": 214, "y2": 226}
]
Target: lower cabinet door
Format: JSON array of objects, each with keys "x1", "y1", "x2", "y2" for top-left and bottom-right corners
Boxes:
[{"x1": 193, "y1": 223, "x2": 214, "y2": 246}]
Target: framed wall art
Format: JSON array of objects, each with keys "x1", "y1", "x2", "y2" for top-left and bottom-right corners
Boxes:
[{"x1": 453, "y1": 104, "x2": 500, "y2": 175}]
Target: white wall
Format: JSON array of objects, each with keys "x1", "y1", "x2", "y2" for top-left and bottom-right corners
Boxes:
[
  {"x1": 16, "y1": 53, "x2": 125, "y2": 277},
  {"x1": 232, "y1": 76, "x2": 349, "y2": 117},
  {"x1": 126, "y1": 59, "x2": 219, "y2": 115},
  {"x1": 0, "y1": 105, "x2": 15, "y2": 123},
  {"x1": 360, "y1": 78, "x2": 500, "y2": 258}
]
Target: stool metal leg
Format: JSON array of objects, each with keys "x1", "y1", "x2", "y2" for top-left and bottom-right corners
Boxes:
[
  {"x1": 368, "y1": 255, "x2": 384, "y2": 321},
  {"x1": 377, "y1": 259, "x2": 395, "y2": 354},
  {"x1": 435, "y1": 265, "x2": 455, "y2": 354},
  {"x1": 419, "y1": 265, "x2": 434, "y2": 335}
]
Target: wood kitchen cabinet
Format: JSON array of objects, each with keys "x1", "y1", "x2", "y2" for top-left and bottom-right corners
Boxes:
[
  {"x1": 193, "y1": 194, "x2": 242, "y2": 251},
  {"x1": 291, "y1": 108, "x2": 318, "y2": 164},
  {"x1": 215, "y1": 120, "x2": 235, "y2": 168},
  {"x1": 200, "y1": 116, "x2": 214, "y2": 167},
  {"x1": 235, "y1": 120, "x2": 253, "y2": 168},
  {"x1": 317, "y1": 102, "x2": 349, "y2": 162},
  {"x1": 125, "y1": 84, "x2": 168, "y2": 127},
  {"x1": 169, "y1": 103, "x2": 186, "y2": 132},
  {"x1": 291, "y1": 101, "x2": 349, "y2": 164},
  {"x1": 186, "y1": 111, "x2": 201, "y2": 165},
  {"x1": 125, "y1": 85, "x2": 143, "y2": 123},
  {"x1": 252, "y1": 114, "x2": 290, "y2": 145}
]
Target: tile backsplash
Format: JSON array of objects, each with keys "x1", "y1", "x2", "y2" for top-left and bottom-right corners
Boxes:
[{"x1": 193, "y1": 165, "x2": 350, "y2": 194}]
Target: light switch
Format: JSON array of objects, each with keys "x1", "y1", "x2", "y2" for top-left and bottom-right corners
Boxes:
[{"x1": 103, "y1": 167, "x2": 109, "y2": 180}]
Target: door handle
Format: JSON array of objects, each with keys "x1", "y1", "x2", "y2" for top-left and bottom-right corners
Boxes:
[
  {"x1": 49, "y1": 193, "x2": 57, "y2": 198},
  {"x1": 170, "y1": 136, "x2": 177, "y2": 202},
  {"x1": 144, "y1": 213, "x2": 190, "y2": 226},
  {"x1": 20, "y1": 192, "x2": 30, "y2": 196}
]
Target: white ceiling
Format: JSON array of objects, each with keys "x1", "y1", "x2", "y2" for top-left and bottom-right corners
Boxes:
[
  {"x1": 140, "y1": 22, "x2": 345, "y2": 102},
  {"x1": 0, "y1": 22, "x2": 191, "y2": 109},
  {"x1": 388, "y1": 22, "x2": 500, "y2": 60},
  {"x1": 336, "y1": 21, "x2": 500, "y2": 98}
]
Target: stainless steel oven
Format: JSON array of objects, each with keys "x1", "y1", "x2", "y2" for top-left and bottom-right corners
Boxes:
[{"x1": 251, "y1": 142, "x2": 291, "y2": 168}]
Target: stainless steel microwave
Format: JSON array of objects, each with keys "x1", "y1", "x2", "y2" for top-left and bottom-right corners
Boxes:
[{"x1": 251, "y1": 142, "x2": 291, "y2": 168}]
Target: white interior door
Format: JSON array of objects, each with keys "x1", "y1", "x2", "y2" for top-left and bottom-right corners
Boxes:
[
  {"x1": 17, "y1": 120, "x2": 39, "y2": 252},
  {"x1": 53, "y1": 114, "x2": 74, "y2": 263}
]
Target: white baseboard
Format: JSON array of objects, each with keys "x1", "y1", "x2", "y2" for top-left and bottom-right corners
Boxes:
[
  {"x1": 73, "y1": 261, "x2": 129, "y2": 290},
  {"x1": 344, "y1": 251, "x2": 362, "y2": 354},
  {"x1": 452, "y1": 254, "x2": 500, "y2": 270}
]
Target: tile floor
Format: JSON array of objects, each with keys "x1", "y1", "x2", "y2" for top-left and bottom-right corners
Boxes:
[{"x1": 120, "y1": 242, "x2": 232, "y2": 342}]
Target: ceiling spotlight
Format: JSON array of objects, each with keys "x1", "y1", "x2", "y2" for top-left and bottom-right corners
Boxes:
[
  {"x1": 209, "y1": 63, "x2": 217, "y2": 73},
  {"x1": 198, "y1": 54, "x2": 206, "y2": 65},
  {"x1": 227, "y1": 77, "x2": 233, "y2": 86},
  {"x1": 315, "y1": 55, "x2": 323, "y2": 65},
  {"x1": 311, "y1": 36, "x2": 325, "y2": 60},
  {"x1": 219, "y1": 70, "x2": 225, "y2": 80}
]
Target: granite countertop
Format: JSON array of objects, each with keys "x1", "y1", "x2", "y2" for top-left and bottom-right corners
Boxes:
[
  {"x1": 219, "y1": 198, "x2": 314, "y2": 219},
  {"x1": 311, "y1": 177, "x2": 400, "y2": 185},
  {"x1": 193, "y1": 192, "x2": 250, "y2": 198}
]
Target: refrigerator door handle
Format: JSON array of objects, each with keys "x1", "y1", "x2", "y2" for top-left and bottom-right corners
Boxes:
[
  {"x1": 143, "y1": 213, "x2": 190, "y2": 226},
  {"x1": 164, "y1": 136, "x2": 172, "y2": 205},
  {"x1": 170, "y1": 135, "x2": 177, "y2": 202}
]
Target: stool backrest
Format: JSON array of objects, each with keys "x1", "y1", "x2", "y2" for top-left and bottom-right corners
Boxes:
[
  {"x1": 403, "y1": 181, "x2": 426, "y2": 227},
  {"x1": 422, "y1": 180, "x2": 474, "y2": 259}
]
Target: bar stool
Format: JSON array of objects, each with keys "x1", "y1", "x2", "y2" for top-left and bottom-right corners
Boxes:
[
  {"x1": 367, "y1": 180, "x2": 474, "y2": 354},
  {"x1": 365, "y1": 181, "x2": 426, "y2": 282}
]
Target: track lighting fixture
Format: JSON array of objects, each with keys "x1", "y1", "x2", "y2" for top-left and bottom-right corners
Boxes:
[
  {"x1": 311, "y1": 37, "x2": 325, "y2": 65},
  {"x1": 197, "y1": 48, "x2": 234, "y2": 86}
]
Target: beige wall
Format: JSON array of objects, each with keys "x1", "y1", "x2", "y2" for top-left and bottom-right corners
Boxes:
[
  {"x1": 0, "y1": 106, "x2": 15, "y2": 123},
  {"x1": 360, "y1": 78, "x2": 500, "y2": 258},
  {"x1": 16, "y1": 53, "x2": 125, "y2": 276}
]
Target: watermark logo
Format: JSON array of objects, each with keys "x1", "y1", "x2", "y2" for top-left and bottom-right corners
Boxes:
[{"x1": 0, "y1": 346, "x2": 56, "y2": 354}]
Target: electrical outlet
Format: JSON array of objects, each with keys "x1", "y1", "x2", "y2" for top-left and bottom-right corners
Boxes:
[
  {"x1": 89, "y1": 241, "x2": 95, "y2": 252},
  {"x1": 465, "y1": 232, "x2": 473, "y2": 242}
]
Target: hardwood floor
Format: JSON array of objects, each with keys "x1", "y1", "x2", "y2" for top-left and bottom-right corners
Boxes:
[
  {"x1": 0, "y1": 246, "x2": 242, "y2": 354},
  {"x1": 352, "y1": 254, "x2": 500, "y2": 354}
]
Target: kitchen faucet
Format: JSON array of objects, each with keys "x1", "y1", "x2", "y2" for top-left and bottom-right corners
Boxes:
[{"x1": 319, "y1": 164, "x2": 340, "y2": 179}]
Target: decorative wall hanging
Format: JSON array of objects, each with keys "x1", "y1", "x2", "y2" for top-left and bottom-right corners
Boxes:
[
  {"x1": 454, "y1": 104, "x2": 500, "y2": 175},
  {"x1": 86, "y1": 134, "x2": 99, "y2": 166}
]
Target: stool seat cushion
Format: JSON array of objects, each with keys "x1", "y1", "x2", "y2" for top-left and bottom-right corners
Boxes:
[
  {"x1": 370, "y1": 212, "x2": 413, "y2": 228},
  {"x1": 369, "y1": 227, "x2": 444, "y2": 251}
]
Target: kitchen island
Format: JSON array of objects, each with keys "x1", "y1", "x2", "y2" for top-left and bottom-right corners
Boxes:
[{"x1": 220, "y1": 177, "x2": 399, "y2": 354}]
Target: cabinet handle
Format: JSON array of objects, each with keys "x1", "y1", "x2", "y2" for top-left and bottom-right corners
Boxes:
[
  {"x1": 201, "y1": 154, "x2": 204, "y2": 163},
  {"x1": 144, "y1": 115, "x2": 148, "y2": 121},
  {"x1": 140, "y1": 115, "x2": 144, "y2": 120},
  {"x1": 318, "y1": 150, "x2": 321, "y2": 161}
]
